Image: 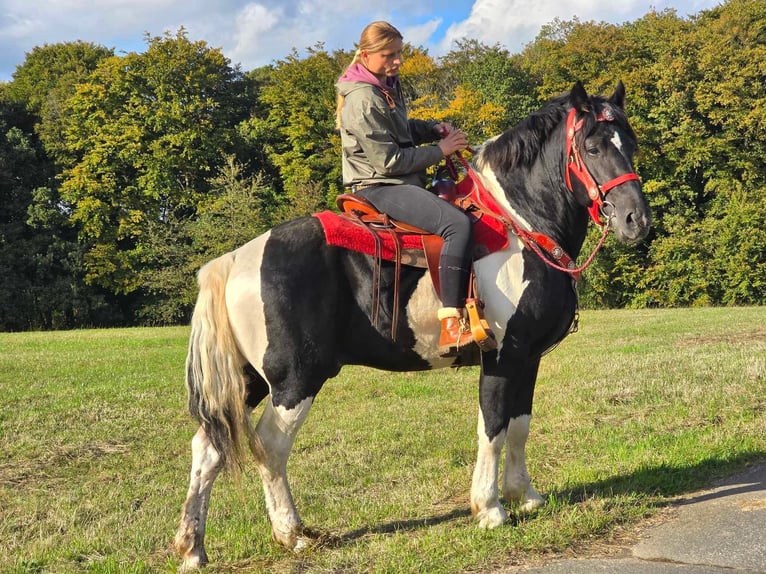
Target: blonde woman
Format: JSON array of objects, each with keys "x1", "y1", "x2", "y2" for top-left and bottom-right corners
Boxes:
[{"x1": 335, "y1": 20, "x2": 483, "y2": 357}]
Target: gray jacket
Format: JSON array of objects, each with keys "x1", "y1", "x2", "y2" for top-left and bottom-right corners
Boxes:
[{"x1": 336, "y1": 78, "x2": 443, "y2": 189}]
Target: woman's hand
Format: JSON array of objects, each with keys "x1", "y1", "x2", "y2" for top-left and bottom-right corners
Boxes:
[
  {"x1": 434, "y1": 122, "x2": 458, "y2": 137},
  {"x1": 437, "y1": 128, "x2": 469, "y2": 156}
]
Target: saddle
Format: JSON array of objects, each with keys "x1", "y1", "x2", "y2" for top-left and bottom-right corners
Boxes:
[{"x1": 332, "y1": 187, "x2": 496, "y2": 350}]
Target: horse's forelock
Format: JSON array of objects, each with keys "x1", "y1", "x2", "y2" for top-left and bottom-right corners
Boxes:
[{"x1": 591, "y1": 96, "x2": 636, "y2": 143}]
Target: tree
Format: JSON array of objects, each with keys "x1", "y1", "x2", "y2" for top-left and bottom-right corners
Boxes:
[
  {"x1": 404, "y1": 44, "x2": 509, "y2": 142},
  {"x1": 0, "y1": 93, "x2": 119, "y2": 330},
  {"x1": 441, "y1": 39, "x2": 538, "y2": 131},
  {"x1": 240, "y1": 44, "x2": 344, "y2": 220},
  {"x1": 6, "y1": 41, "x2": 113, "y2": 167},
  {"x1": 135, "y1": 155, "x2": 280, "y2": 324},
  {"x1": 59, "y1": 29, "x2": 254, "y2": 301}
]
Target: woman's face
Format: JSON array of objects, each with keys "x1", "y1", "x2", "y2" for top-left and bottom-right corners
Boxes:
[{"x1": 362, "y1": 39, "x2": 403, "y2": 79}]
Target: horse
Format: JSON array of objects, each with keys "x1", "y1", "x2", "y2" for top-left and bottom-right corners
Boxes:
[{"x1": 174, "y1": 80, "x2": 651, "y2": 570}]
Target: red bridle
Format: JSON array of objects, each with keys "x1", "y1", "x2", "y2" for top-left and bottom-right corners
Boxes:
[{"x1": 564, "y1": 107, "x2": 640, "y2": 226}]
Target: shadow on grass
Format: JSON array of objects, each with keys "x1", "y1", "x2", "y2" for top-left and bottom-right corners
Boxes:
[
  {"x1": 309, "y1": 507, "x2": 473, "y2": 548},
  {"x1": 318, "y1": 450, "x2": 765, "y2": 549},
  {"x1": 545, "y1": 450, "x2": 766, "y2": 506}
]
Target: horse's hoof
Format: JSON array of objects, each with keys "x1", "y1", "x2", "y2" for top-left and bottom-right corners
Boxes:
[
  {"x1": 274, "y1": 524, "x2": 331, "y2": 552},
  {"x1": 292, "y1": 525, "x2": 341, "y2": 552},
  {"x1": 293, "y1": 536, "x2": 311, "y2": 553},
  {"x1": 178, "y1": 554, "x2": 207, "y2": 572},
  {"x1": 503, "y1": 483, "x2": 544, "y2": 514},
  {"x1": 519, "y1": 493, "x2": 544, "y2": 513},
  {"x1": 476, "y1": 506, "x2": 507, "y2": 529}
]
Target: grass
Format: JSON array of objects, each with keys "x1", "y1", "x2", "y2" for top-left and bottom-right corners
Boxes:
[{"x1": 1, "y1": 307, "x2": 764, "y2": 573}]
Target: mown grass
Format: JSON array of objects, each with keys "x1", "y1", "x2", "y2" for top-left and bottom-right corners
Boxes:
[{"x1": 1, "y1": 307, "x2": 764, "y2": 573}]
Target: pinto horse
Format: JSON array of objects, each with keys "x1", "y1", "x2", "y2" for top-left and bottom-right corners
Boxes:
[{"x1": 174, "y1": 81, "x2": 651, "y2": 570}]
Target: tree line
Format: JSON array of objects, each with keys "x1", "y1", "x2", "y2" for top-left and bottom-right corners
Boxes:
[{"x1": 0, "y1": 0, "x2": 763, "y2": 331}]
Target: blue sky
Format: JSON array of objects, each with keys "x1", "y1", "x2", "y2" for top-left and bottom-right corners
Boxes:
[{"x1": 0, "y1": 0, "x2": 723, "y2": 82}]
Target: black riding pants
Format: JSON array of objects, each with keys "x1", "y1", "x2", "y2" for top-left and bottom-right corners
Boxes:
[{"x1": 356, "y1": 184, "x2": 473, "y2": 309}]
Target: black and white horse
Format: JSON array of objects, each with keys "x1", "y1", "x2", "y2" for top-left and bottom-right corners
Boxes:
[{"x1": 174, "y1": 81, "x2": 651, "y2": 570}]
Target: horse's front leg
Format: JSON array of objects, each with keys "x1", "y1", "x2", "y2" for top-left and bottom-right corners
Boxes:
[
  {"x1": 255, "y1": 396, "x2": 314, "y2": 551},
  {"x1": 175, "y1": 426, "x2": 223, "y2": 571},
  {"x1": 501, "y1": 355, "x2": 544, "y2": 512},
  {"x1": 503, "y1": 414, "x2": 544, "y2": 512},
  {"x1": 471, "y1": 356, "x2": 543, "y2": 528},
  {"x1": 470, "y1": 405, "x2": 507, "y2": 529}
]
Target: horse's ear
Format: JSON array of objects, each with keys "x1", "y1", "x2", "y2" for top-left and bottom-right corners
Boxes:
[
  {"x1": 609, "y1": 81, "x2": 626, "y2": 109},
  {"x1": 570, "y1": 81, "x2": 590, "y2": 113}
]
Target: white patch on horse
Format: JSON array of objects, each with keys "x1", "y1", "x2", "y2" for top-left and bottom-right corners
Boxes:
[
  {"x1": 175, "y1": 426, "x2": 223, "y2": 570},
  {"x1": 465, "y1": 159, "x2": 531, "y2": 349},
  {"x1": 473, "y1": 237, "x2": 529, "y2": 351},
  {"x1": 471, "y1": 407, "x2": 508, "y2": 528},
  {"x1": 503, "y1": 415, "x2": 544, "y2": 512},
  {"x1": 406, "y1": 273, "x2": 461, "y2": 367},
  {"x1": 226, "y1": 231, "x2": 272, "y2": 379},
  {"x1": 472, "y1": 159, "x2": 533, "y2": 231},
  {"x1": 611, "y1": 130, "x2": 627, "y2": 159}
]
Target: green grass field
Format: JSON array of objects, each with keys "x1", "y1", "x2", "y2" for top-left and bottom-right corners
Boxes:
[{"x1": 1, "y1": 307, "x2": 764, "y2": 573}]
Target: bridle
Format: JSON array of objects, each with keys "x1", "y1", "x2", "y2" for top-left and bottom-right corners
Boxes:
[{"x1": 564, "y1": 106, "x2": 641, "y2": 226}]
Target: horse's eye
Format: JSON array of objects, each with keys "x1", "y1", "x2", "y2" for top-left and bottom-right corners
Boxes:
[{"x1": 587, "y1": 146, "x2": 600, "y2": 156}]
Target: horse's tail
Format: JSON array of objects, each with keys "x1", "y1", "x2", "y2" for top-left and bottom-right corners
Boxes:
[{"x1": 185, "y1": 252, "x2": 265, "y2": 470}]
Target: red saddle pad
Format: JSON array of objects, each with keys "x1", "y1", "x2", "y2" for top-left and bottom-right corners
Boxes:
[{"x1": 314, "y1": 203, "x2": 508, "y2": 263}]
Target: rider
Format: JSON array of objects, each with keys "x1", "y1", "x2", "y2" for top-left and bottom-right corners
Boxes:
[{"x1": 335, "y1": 20, "x2": 480, "y2": 357}]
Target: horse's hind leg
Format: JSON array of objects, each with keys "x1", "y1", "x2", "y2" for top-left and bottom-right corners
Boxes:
[
  {"x1": 255, "y1": 396, "x2": 314, "y2": 551},
  {"x1": 175, "y1": 426, "x2": 223, "y2": 571}
]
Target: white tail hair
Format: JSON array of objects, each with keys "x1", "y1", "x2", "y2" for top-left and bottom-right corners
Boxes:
[{"x1": 185, "y1": 252, "x2": 264, "y2": 468}]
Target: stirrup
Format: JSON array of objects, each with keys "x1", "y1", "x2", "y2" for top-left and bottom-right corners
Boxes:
[{"x1": 465, "y1": 298, "x2": 497, "y2": 352}]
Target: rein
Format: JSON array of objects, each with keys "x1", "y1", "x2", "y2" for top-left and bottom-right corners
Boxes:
[{"x1": 445, "y1": 104, "x2": 641, "y2": 280}]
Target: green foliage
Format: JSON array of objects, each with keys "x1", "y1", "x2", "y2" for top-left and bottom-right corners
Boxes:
[
  {"x1": 135, "y1": 157, "x2": 274, "y2": 324},
  {"x1": 59, "y1": 30, "x2": 254, "y2": 296},
  {"x1": 441, "y1": 39, "x2": 539, "y2": 130},
  {"x1": 6, "y1": 41, "x2": 113, "y2": 166},
  {"x1": 0, "y1": 96, "x2": 119, "y2": 330},
  {"x1": 407, "y1": 44, "x2": 513, "y2": 141},
  {"x1": 240, "y1": 44, "x2": 344, "y2": 218}
]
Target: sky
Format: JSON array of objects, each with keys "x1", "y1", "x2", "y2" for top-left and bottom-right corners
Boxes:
[{"x1": 0, "y1": 0, "x2": 723, "y2": 82}]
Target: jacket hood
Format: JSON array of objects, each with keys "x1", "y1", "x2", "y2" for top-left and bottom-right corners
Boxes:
[{"x1": 336, "y1": 63, "x2": 400, "y2": 97}]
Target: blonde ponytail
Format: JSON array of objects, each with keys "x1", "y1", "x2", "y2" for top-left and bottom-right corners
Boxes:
[{"x1": 335, "y1": 50, "x2": 363, "y2": 131}]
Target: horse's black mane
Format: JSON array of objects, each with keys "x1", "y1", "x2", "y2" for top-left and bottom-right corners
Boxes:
[{"x1": 479, "y1": 91, "x2": 632, "y2": 173}]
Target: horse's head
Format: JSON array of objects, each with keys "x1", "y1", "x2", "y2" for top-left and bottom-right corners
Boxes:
[{"x1": 565, "y1": 81, "x2": 651, "y2": 244}]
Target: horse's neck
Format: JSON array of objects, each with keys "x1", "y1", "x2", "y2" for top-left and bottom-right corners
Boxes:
[{"x1": 476, "y1": 158, "x2": 589, "y2": 259}]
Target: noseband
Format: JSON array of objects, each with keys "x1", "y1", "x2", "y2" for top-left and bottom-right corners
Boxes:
[{"x1": 564, "y1": 107, "x2": 640, "y2": 226}]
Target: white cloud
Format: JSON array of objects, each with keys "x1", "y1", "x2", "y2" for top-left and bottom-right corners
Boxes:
[
  {"x1": 436, "y1": 0, "x2": 657, "y2": 56},
  {"x1": 440, "y1": 0, "x2": 723, "y2": 57},
  {"x1": 230, "y1": 3, "x2": 281, "y2": 64},
  {"x1": 401, "y1": 18, "x2": 443, "y2": 50}
]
